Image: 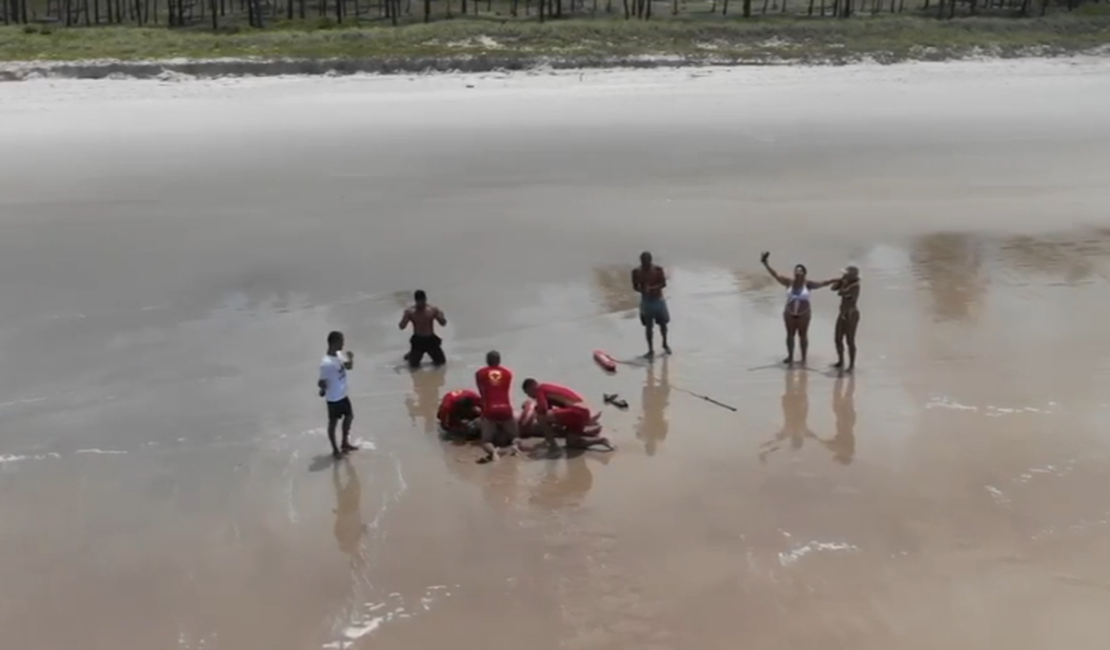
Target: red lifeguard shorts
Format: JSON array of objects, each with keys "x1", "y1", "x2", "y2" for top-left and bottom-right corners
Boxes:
[{"x1": 550, "y1": 405, "x2": 591, "y2": 433}]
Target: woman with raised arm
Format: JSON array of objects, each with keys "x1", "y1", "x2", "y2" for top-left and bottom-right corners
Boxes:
[
  {"x1": 760, "y1": 251, "x2": 838, "y2": 367},
  {"x1": 830, "y1": 266, "x2": 861, "y2": 373}
]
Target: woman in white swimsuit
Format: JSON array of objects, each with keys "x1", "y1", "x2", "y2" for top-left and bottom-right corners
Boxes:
[{"x1": 760, "y1": 251, "x2": 839, "y2": 366}]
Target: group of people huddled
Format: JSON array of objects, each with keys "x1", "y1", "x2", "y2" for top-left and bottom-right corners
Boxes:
[
  {"x1": 314, "y1": 250, "x2": 861, "y2": 461},
  {"x1": 438, "y1": 350, "x2": 615, "y2": 463}
]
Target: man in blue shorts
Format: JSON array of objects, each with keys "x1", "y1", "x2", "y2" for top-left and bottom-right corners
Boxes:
[{"x1": 631, "y1": 251, "x2": 671, "y2": 358}]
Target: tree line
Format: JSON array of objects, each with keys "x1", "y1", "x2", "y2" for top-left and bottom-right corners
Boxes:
[{"x1": 2, "y1": 0, "x2": 1101, "y2": 29}]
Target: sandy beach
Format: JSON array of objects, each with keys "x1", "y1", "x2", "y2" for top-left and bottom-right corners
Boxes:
[{"x1": 3, "y1": 58, "x2": 1110, "y2": 650}]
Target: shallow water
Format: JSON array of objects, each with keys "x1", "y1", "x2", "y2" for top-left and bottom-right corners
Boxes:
[{"x1": 3, "y1": 60, "x2": 1110, "y2": 650}]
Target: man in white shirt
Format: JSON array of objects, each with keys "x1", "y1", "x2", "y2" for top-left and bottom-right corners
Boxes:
[{"x1": 318, "y1": 330, "x2": 357, "y2": 458}]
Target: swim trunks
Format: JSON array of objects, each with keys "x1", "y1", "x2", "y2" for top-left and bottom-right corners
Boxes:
[
  {"x1": 408, "y1": 334, "x2": 446, "y2": 368},
  {"x1": 550, "y1": 405, "x2": 591, "y2": 433},
  {"x1": 639, "y1": 296, "x2": 670, "y2": 327}
]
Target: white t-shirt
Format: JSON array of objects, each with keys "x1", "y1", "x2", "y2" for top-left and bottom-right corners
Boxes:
[{"x1": 319, "y1": 353, "x2": 349, "y2": 403}]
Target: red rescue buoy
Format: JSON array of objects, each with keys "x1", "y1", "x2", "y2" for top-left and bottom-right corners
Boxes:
[{"x1": 593, "y1": 350, "x2": 618, "y2": 373}]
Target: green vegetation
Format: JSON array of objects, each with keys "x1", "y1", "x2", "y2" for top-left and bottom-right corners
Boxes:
[{"x1": 1, "y1": 0, "x2": 1108, "y2": 68}]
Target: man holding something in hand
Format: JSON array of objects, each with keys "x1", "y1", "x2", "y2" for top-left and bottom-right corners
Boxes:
[
  {"x1": 632, "y1": 251, "x2": 671, "y2": 358},
  {"x1": 319, "y1": 330, "x2": 358, "y2": 458}
]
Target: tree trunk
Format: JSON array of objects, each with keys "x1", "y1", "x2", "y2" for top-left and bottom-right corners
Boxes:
[{"x1": 742, "y1": 0, "x2": 750, "y2": 15}]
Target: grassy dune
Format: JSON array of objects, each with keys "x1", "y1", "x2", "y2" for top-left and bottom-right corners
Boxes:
[{"x1": 1, "y1": 14, "x2": 1108, "y2": 67}]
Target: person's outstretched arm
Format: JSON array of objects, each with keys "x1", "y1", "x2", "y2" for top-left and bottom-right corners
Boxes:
[{"x1": 760, "y1": 252, "x2": 791, "y2": 287}]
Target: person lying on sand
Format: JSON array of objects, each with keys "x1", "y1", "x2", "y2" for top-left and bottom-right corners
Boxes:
[
  {"x1": 522, "y1": 379, "x2": 613, "y2": 452},
  {"x1": 437, "y1": 388, "x2": 482, "y2": 440}
]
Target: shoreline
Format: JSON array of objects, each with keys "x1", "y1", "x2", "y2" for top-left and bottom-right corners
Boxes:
[
  {"x1": 3, "y1": 46, "x2": 1108, "y2": 81},
  {"x1": 2, "y1": 15, "x2": 1108, "y2": 81}
]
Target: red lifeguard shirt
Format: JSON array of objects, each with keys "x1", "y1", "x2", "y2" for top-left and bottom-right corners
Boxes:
[
  {"x1": 438, "y1": 389, "x2": 480, "y2": 429},
  {"x1": 475, "y1": 365, "x2": 514, "y2": 421},
  {"x1": 534, "y1": 383, "x2": 584, "y2": 414}
]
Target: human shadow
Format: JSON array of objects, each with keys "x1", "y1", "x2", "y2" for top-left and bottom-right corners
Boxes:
[
  {"x1": 637, "y1": 355, "x2": 671, "y2": 457},
  {"x1": 813, "y1": 374, "x2": 856, "y2": 465},
  {"x1": 759, "y1": 369, "x2": 815, "y2": 463},
  {"x1": 405, "y1": 366, "x2": 446, "y2": 434}
]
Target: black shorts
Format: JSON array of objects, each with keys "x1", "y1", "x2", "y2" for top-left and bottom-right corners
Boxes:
[
  {"x1": 407, "y1": 334, "x2": 446, "y2": 368},
  {"x1": 326, "y1": 397, "x2": 353, "y2": 422}
]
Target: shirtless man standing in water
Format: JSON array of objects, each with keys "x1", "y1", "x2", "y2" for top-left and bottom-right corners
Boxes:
[
  {"x1": 830, "y1": 266, "x2": 861, "y2": 373},
  {"x1": 631, "y1": 251, "x2": 671, "y2": 358},
  {"x1": 400, "y1": 290, "x2": 447, "y2": 369}
]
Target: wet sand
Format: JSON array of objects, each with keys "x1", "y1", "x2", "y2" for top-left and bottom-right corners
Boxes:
[{"x1": 3, "y1": 59, "x2": 1110, "y2": 650}]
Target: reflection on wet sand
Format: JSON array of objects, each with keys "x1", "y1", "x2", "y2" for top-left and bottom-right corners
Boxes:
[
  {"x1": 530, "y1": 453, "x2": 608, "y2": 511},
  {"x1": 591, "y1": 265, "x2": 640, "y2": 317},
  {"x1": 911, "y1": 232, "x2": 988, "y2": 323},
  {"x1": 814, "y1": 374, "x2": 856, "y2": 465},
  {"x1": 333, "y1": 459, "x2": 366, "y2": 564},
  {"x1": 405, "y1": 368, "x2": 445, "y2": 434},
  {"x1": 637, "y1": 356, "x2": 671, "y2": 457},
  {"x1": 998, "y1": 232, "x2": 1105, "y2": 284},
  {"x1": 759, "y1": 369, "x2": 813, "y2": 462}
]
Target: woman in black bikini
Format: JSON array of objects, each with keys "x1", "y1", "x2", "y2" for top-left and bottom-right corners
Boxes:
[
  {"x1": 760, "y1": 252, "x2": 839, "y2": 367},
  {"x1": 830, "y1": 266, "x2": 861, "y2": 373}
]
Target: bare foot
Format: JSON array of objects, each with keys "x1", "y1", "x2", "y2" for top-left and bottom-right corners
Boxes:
[
  {"x1": 663, "y1": 344, "x2": 672, "y2": 355},
  {"x1": 783, "y1": 357, "x2": 794, "y2": 366},
  {"x1": 341, "y1": 442, "x2": 359, "y2": 453}
]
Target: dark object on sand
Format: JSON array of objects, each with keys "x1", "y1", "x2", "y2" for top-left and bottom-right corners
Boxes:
[
  {"x1": 673, "y1": 386, "x2": 737, "y2": 412},
  {"x1": 603, "y1": 393, "x2": 629, "y2": 410}
]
